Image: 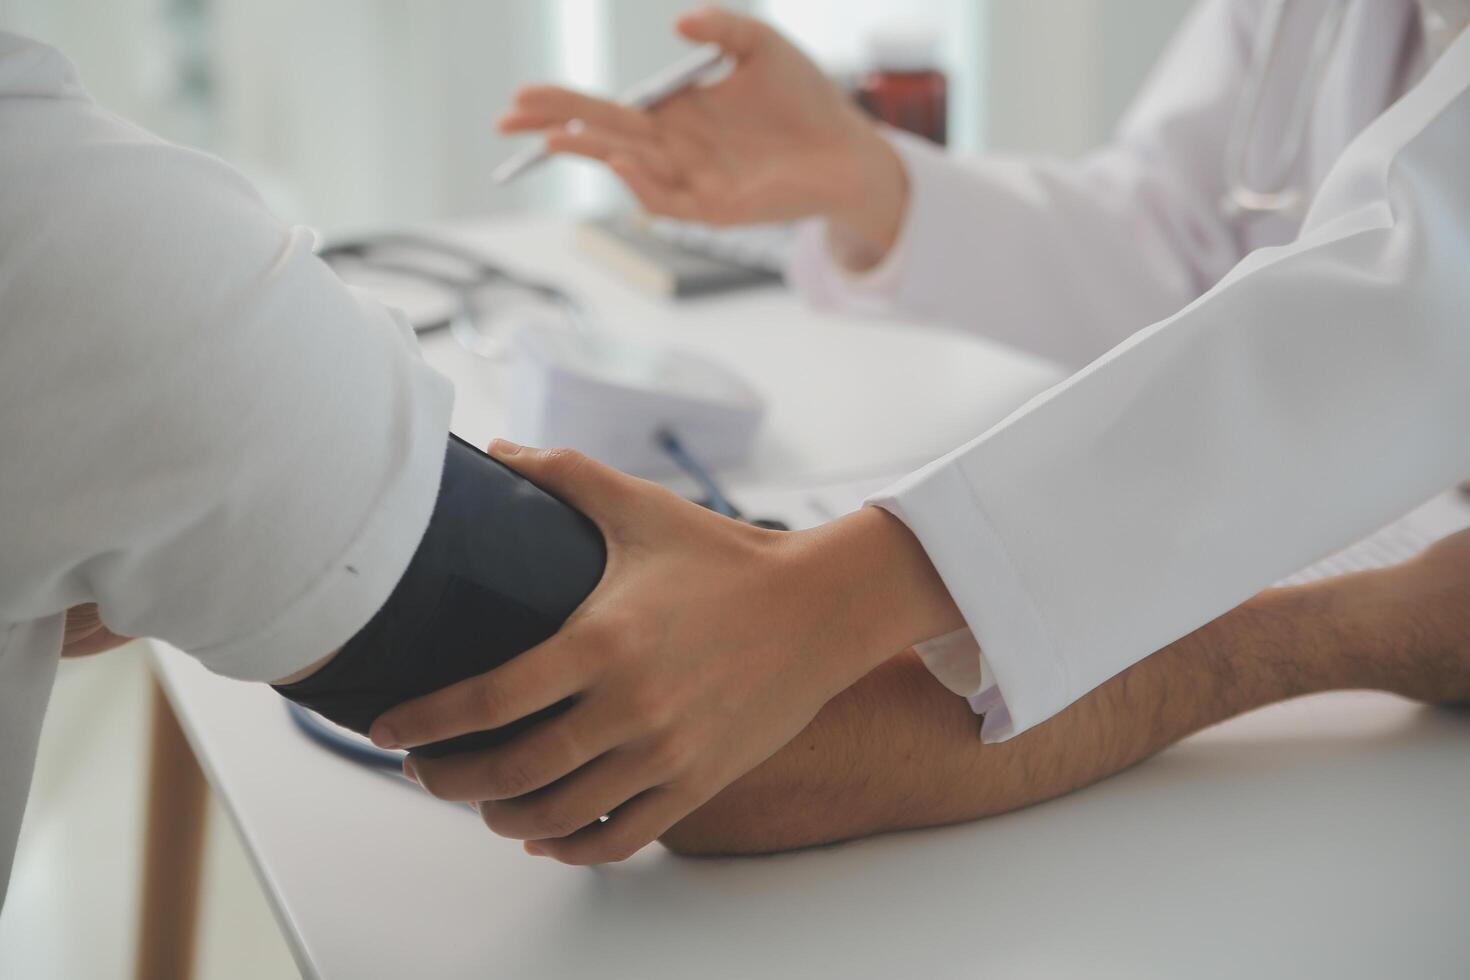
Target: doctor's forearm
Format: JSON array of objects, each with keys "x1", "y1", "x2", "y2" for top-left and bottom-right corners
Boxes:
[{"x1": 660, "y1": 567, "x2": 1434, "y2": 856}]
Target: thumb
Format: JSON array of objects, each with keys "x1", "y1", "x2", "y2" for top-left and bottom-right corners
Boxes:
[
  {"x1": 487, "y1": 440, "x2": 631, "y2": 526},
  {"x1": 676, "y1": 6, "x2": 771, "y2": 60}
]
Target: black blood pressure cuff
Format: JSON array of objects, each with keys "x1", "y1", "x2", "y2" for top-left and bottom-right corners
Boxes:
[{"x1": 272, "y1": 434, "x2": 606, "y2": 758}]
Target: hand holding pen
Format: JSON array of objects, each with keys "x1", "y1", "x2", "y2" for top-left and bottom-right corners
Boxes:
[{"x1": 491, "y1": 7, "x2": 908, "y2": 268}]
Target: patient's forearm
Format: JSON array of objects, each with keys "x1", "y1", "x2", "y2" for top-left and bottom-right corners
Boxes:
[{"x1": 661, "y1": 567, "x2": 1424, "y2": 856}]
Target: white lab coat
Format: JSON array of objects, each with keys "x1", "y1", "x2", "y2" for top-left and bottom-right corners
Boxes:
[{"x1": 789, "y1": 0, "x2": 1470, "y2": 740}]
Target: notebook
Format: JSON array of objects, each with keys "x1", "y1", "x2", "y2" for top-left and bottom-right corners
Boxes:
[{"x1": 576, "y1": 214, "x2": 789, "y2": 298}]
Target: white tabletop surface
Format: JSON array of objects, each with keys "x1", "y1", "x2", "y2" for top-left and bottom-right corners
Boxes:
[
  {"x1": 409, "y1": 218, "x2": 1064, "y2": 486},
  {"x1": 152, "y1": 217, "x2": 1470, "y2": 979}
]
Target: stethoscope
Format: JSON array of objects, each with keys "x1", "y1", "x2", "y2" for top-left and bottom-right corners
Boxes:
[
  {"x1": 318, "y1": 232, "x2": 592, "y2": 356},
  {"x1": 1222, "y1": 0, "x2": 1349, "y2": 219}
]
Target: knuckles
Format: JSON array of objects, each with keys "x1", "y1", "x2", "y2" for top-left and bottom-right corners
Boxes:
[
  {"x1": 483, "y1": 798, "x2": 582, "y2": 840},
  {"x1": 481, "y1": 754, "x2": 540, "y2": 800},
  {"x1": 416, "y1": 751, "x2": 537, "y2": 802},
  {"x1": 579, "y1": 609, "x2": 638, "y2": 653},
  {"x1": 468, "y1": 678, "x2": 509, "y2": 730},
  {"x1": 646, "y1": 732, "x2": 693, "y2": 778},
  {"x1": 623, "y1": 681, "x2": 677, "y2": 733},
  {"x1": 411, "y1": 762, "x2": 453, "y2": 800},
  {"x1": 540, "y1": 446, "x2": 588, "y2": 478},
  {"x1": 573, "y1": 612, "x2": 657, "y2": 681},
  {"x1": 529, "y1": 806, "x2": 582, "y2": 841},
  {"x1": 549, "y1": 805, "x2": 597, "y2": 841}
]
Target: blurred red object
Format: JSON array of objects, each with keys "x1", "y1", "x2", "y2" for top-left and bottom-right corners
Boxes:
[{"x1": 855, "y1": 25, "x2": 948, "y2": 146}]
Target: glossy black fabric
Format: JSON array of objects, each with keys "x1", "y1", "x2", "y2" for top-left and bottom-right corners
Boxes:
[{"x1": 273, "y1": 435, "x2": 606, "y2": 757}]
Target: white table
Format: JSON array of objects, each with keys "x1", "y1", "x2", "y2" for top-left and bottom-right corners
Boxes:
[
  {"x1": 148, "y1": 218, "x2": 1470, "y2": 979},
  {"x1": 412, "y1": 219, "x2": 1064, "y2": 486}
]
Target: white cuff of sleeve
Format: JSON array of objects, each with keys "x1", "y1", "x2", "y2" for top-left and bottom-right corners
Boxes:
[
  {"x1": 866, "y1": 459, "x2": 1069, "y2": 742},
  {"x1": 189, "y1": 376, "x2": 453, "y2": 684}
]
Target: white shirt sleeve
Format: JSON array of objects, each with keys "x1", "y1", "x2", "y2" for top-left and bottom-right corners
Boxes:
[
  {"x1": 868, "y1": 33, "x2": 1470, "y2": 741},
  {"x1": 787, "y1": 0, "x2": 1257, "y2": 368},
  {"x1": 0, "y1": 34, "x2": 453, "y2": 906},
  {"x1": 0, "y1": 36, "x2": 453, "y2": 684}
]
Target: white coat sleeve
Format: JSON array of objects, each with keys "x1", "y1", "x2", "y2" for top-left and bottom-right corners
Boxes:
[
  {"x1": 0, "y1": 42, "x2": 453, "y2": 683},
  {"x1": 868, "y1": 34, "x2": 1470, "y2": 741},
  {"x1": 787, "y1": 0, "x2": 1258, "y2": 368}
]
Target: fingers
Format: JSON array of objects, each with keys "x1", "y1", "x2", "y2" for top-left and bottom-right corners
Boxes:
[
  {"x1": 369, "y1": 637, "x2": 584, "y2": 750},
  {"x1": 531, "y1": 785, "x2": 698, "y2": 865},
  {"x1": 475, "y1": 745, "x2": 662, "y2": 841},
  {"x1": 607, "y1": 157, "x2": 703, "y2": 221},
  {"x1": 406, "y1": 699, "x2": 636, "y2": 802},
  {"x1": 499, "y1": 85, "x2": 655, "y2": 139},
  {"x1": 542, "y1": 127, "x2": 680, "y2": 185},
  {"x1": 484, "y1": 442, "x2": 639, "y2": 524},
  {"x1": 675, "y1": 6, "x2": 771, "y2": 60}
]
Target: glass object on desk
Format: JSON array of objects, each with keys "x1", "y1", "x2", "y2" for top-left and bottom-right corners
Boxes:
[
  {"x1": 318, "y1": 233, "x2": 589, "y2": 358},
  {"x1": 854, "y1": 23, "x2": 948, "y2": 145}
]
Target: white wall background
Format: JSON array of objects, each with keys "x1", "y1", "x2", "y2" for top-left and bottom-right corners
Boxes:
[{"x1": 986, "y1": 0, "x2": 1195, "y2": 155}]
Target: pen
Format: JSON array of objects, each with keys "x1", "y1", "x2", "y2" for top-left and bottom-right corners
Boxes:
[
  {"x1": 492, "y1": 42, "x2": 726, "y2": 185},
  {"x1": 656, "y1": 427, "x2": 739, "y2": 519}
]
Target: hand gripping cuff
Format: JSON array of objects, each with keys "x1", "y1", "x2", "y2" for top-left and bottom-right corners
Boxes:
[{"x1": 273, "y1": 434, "x2": 606, "y2": 757}]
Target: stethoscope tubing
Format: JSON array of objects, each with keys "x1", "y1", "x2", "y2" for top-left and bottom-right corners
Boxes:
[
  {"x1": 286, "y1": 700, "x2": 407, "y2": 774},
  {"x1": 1222, "y1": 0, "x2": 1349, "y2": 218}
]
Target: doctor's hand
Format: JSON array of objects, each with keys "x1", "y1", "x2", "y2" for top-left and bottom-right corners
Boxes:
[
  {"x1": 498, "y1": 6, "x2": 910, "y2": 269},
  {"x1": 370, "y1": 442, "x2": 963, "y2": 864}
]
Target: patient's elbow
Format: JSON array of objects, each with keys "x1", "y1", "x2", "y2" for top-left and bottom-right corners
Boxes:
[
  {"x1": 658, "y1": 788, "x2": 868, "y2": 857},
  {"x1": 658, "y1": 822, "x2": 723, "y2": 857},
  {"x1": 658, "y1": 804, "x2": 756, "y2": 857},
  {"x1": 657, "y1": 786, "x2": 815, "y2": 857}
]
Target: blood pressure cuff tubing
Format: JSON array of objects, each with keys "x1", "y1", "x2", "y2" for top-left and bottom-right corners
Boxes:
[{"x1": 272, "y1": 434, "x2": 606, "y2": 758}]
